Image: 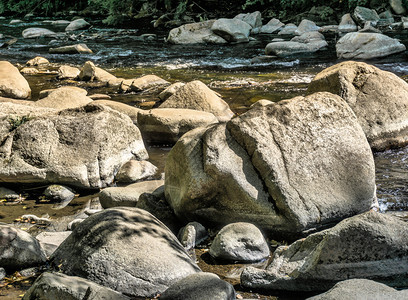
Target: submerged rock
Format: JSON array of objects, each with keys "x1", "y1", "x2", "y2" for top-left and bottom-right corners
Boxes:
[
  {"x1": 307, "y1": 279, "x2": 408, "y2": 300},
  {"x1": 0, "y1": 61, "x2": 31, "y2": 99},
  {"x1": 209, "y1": 223, "x2": 270, "y2": 262},
  {"x1": 241, "y1": 211, "x2": 408, "y2": 291},
  {"x1": 23, "y1": 272, "x2": 130, "y2": 300},
  {"x1": 0, "y1": 224, "x2": 46, "y2": 271},
  {"x1": 159, "y1": 80, "x2": 234, "y2": 122},
  {"x1": 49, "y1": 44, "x2": 93, "y2": 54},
  {"x1": 336, "y1": 32, "x2": 406, "y2": 59},
  {"x1": 164, "y1": 92, "x2": 376, "y2": 237},
  {"x1": 0, "y1": 104, "x2": 148, "y2": 189},
  {"x1": 22, "y1": 28, "x2": 57, "y2": 39},
  {"x1": 50, "y1": 207, "x2": 201, "y2": 297},
  {"x1": 160, "y1": 272, "x2": 236, "y2": 300},
  {"x1": 307, "y1": 61, "x2": 408, "y2": 151}
]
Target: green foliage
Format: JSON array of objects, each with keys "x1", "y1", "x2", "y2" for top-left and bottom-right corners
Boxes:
[
  {"x1": 8, "y1": 115, "x2": 32, "y2": 131},
  {"x1": 0, "y1": 0, "x2": 88, "y2": 15}
]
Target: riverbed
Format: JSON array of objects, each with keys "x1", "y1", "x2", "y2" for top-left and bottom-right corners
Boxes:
[{"x1": 1, "y1": 16, "x2": 408, "y2": 299}]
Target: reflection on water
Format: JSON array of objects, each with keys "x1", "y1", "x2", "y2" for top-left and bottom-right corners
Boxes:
[{"x1": 375, "y1": 147, "x2": 408, "y2": 212}]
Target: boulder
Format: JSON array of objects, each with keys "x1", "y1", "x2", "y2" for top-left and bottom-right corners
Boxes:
[
  {"x1": 43, "y1": 185, "x2": 75, "y2": 209},
  {"x1": 307, "y1": 279, "x2": 408, "y2": 300},
  {"x1": 164, "y1": 92, "x2": 377, "y2": 237},
  {"x1": 211, "y1": 18, "x2": 252, "y2": 43},
  {"x1": 278, "y1": 23, "x2": 298, "y2": 35},
  {"x1": 167, "y1": 20, "x2": 227, "y2": 44},
  {"x1": 0, "y1": 104, "x2": 148, "y2": 189},
  {"x1": 78, "y1": 61, "x2": 117, "y2": 82},
  {"x1": 257, "y1": 18, "x2": 284, "y2": 34},
  {"x1": 92, "y1": 100, "x2": 142, "y2": 124},
  {"x1": 65, "y1": 18, "x2": 91, "y2": 31},
  {"x1": 26, "y1": 56, "x2": 49, "y2": 66},
  {"x1": 34, "y1": 86, "x2": 92, "y2": 110},
  {"x1": 158, "y1": 82, "x2": 185, "y2": 100},
  {"x1": 234, "y1": 11, "x2": 262, "y2": 28},
  {"x1": 307, "y1": 61, "x2": 408, "y2": 151},
  {"x1": 353, "y1": 6, "x2": 380, "y2": 27},
  {"x1": 115, "y1": 160, "x2": 158, "y2": 183},
  {"x1": 265, "y1": 40, "x2": 327, "y2": 57},
  {"x1": 57, "y1": 65, "x2": 80, "y2": 80},
  {"x1": 99, "y1": 180, "x2": 164, "y2": 208},
  {"x1": 241, "y1": 211, "x2": 408, "y2": 291},
  {"x1": 50, "y1": 207, "x2": 201, "y2": 297},
  {"x1": 0, "y1": 187, "x2": 20, "y2": 200},
  {"x1": 0, "y1": 224, "x2": 46, "y2": 271},
  {"x1": 295, "y1": 19, "x2": 320, "y2": 35},
  {"x1": 22, "y1": 272, "x2": 130, "y2": 300},
  {"x1": 338, "y1": 13, "x2": 357, "y2": 32},
  {"x1": 49, "y1": 44, "x2": 93, "y2": 54},
  {"x1": 159, "y1": 80, "x2": 233, "y2": 122},
  {"x1": 209, "y1": 223, "x2": 270, "y2": 262},
  {"x1": 390, "y1": 0, "x2": 406, "y2": 15},
  {"x1": 120, "y1": 75, "x2": 169, "y2": 92},
  {"x1": 0, "y1": 61, "x2": 31, "y2": 99},
  {"x1": 36, "y1": 231, "x2": 71, "y2": 257},
  {"x1": 160, "y1": 272, "x2": 236, "y2": 300},
  {"x1": 137, "y1": 108, "x2": 219, "y2": 144},
  {"x1": 178, "y1": 221, "x2": 208, "y2": 250},
  {"x1": 22, "y1": 28, "x2": 57, "y2": 39},
  {"x1": 336, "y1": 32, "x2": 405, "y2": 59}
]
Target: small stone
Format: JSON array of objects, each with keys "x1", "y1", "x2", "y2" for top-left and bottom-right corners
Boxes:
[
  {"x1": 43, "y1": 185, "x2": 75, "y2": 209},
  {"x1": 65, "y1": 19, "x2": 91, "y2": 32},
  {"x1": 209, "y1": 222, "x2": 270, "y2": 262},
  {"x1": 178, "y1": 222, "x2": 208, "y2": 250}
]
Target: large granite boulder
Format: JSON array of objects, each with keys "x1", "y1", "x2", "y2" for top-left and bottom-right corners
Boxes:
[
  {"x1": 34, "y1": 86, "x2": 92, "y2": 110},
  {"x1": 257, "y1": 18, "x2": 284, "y2": 34},
  {"x1": 164, "y1": 92, "x2": 376, "y2": 237},
  {"x1": 0, "y1": 61, "x2": 31, "y2": 99},
  {"x1": 241, "y1": 211, "x2": 408, "y2": 291},
  {"x1": 159, "y1": 80, "x2": 233, "y2": 122},
  {"x1": 0, "y1": 104, "x2": 148, "y2": 189},
  {"x1": 307, "y1": 279, "x2": 408, "y2": 300},
  {"x1": 234, "y1": 11, "x2": 262, "y2": 28},
  {"x1": 50, "y1": 207, "x2": 201, "y2": 298},
  {"x1": 211, "y1": 18, "x2": 252, "y2": 43},
  {"x1": 336, "y1": 32, "x2": 406, "y2": 59},
  {"x1": 307, "y1": 61, "x2": 408, "y2": 151},
  {"x1": 137, "y1": 108, "x2": 219, "y2": 144},
  {"x1": 23, "y1": 272, "x2": 130, "y2": 300},
  {"x1": 167, "y1": 20, "x2": 227, "y2": 44},
  {"x1": 0, "y1": 224, "x2": 46, "y2": 271}
]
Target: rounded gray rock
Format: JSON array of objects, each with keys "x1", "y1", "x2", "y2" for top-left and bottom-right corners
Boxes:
[
  {"x1": 209, "y1": 222, "x2": 269, "y2": 262},
  {"x1": 50, "y1": 207, "x2": 200, "y2": 297},
  {"x1": 160, "y1": 272, "x2": 236, "y2": 300}
]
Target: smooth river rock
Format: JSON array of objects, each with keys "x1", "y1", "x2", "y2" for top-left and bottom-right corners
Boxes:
[
  {"x1": 211, "y1": 18, "x2": 252, "y2": 43},
  {"x1": 159, "y1": 80, "x2": 234, "y2": 122},
  {"x1": 50, "y1": 207, "x2": 201, "y2": 298},
  {"x1": 0, "y1": 104, "x2": 148, "y2": 189},
  {"x1": 0, "y1": 61, "x2": 31, "y2": 99},
  {"x1": 23, "y1": 272, "x2": 130, "y2": 300},
  {"x1": 241, "y1": 211, "x2": 408, "y2": 291},
  {"x1": 307, "y1": 61, "x2": 408, "y2": 151},
  {"x1": 0, "y1": 224, "x2": 46, "y2": 271},
  {"x1": 336, "y1": 32, "x2": 406, "y2": 59},
  {"x1": 165, "y1": 92, "x2": 376, "y2": 237},
  {"x1": 167, "y1": 20, "x2": 227, "y2": 44}
]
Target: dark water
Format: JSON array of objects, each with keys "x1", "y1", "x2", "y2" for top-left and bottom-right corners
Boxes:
[{"x1": 1, "y1": 17, "x2": 408, "y2": 214}]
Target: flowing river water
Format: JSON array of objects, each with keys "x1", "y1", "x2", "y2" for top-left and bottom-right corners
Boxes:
[{"x1": 1, "y1": 16, "x2": 408, "y2": 299}]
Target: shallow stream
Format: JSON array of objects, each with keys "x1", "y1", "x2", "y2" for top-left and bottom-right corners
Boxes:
[{"x1": 1, "y1": 16, "x2": 408, "y2": 299}]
